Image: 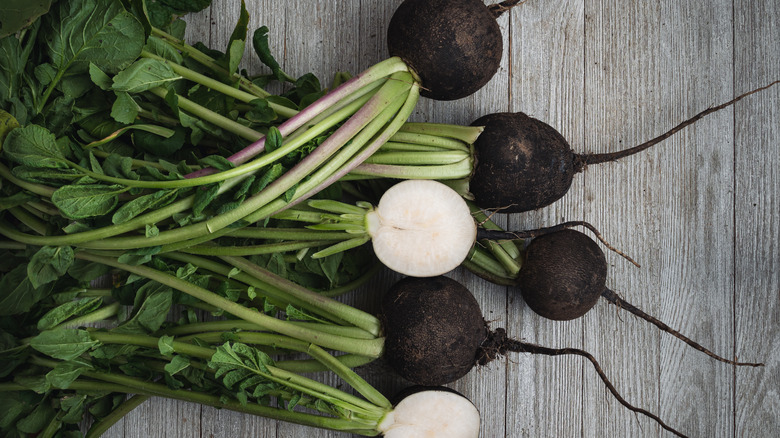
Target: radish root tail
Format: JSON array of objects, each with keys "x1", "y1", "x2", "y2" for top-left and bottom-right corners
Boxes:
[
  {"x1": 479, "y1": 328, "x2": 688, "y2": 438},
  {"x1": 577, "y1": 79, "x2": 780, "y2": 169},
  {"x1": 601, "y1": 288, "x2": 764, "y2": 367},
  {"x1": 475, "y1": 220, "x2": 640, "y2": 267}
]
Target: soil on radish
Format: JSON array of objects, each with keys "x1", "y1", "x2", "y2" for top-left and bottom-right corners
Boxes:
[
  {"x1": 381, "y1": 275, "x2": 487, "y2": 385},
  {"x1": 518, "y1": 228, "x2": 607, "y2": 320},
  {"x1": 387, "y1": 0, "x2": 503, "y2": 100},
  {"x1": 469, "y1": 112, "x2": 576, "y2": 213}
]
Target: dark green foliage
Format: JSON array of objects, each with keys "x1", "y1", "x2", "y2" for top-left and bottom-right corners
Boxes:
[{"x1": 0, "y1": 0, "x2": 53, "y2": 38}]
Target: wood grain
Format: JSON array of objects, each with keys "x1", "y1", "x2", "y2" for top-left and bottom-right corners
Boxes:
[{"x1": 100, "y1": 0, "x2": 780, "y2": 437}]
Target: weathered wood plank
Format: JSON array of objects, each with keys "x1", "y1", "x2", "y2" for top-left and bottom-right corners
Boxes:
[
  {"x1": 505, "y1": 1, "x2": 588, "y2": 437},
  {"x1": 733, "y1": 0, "x2": 780, "y2": 436},
  {"x1": 582, "y1": 1, "x2": 737, "y2": 437}
]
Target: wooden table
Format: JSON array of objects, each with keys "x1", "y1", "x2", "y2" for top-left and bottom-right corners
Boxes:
[{"x1": 102, "y1": 0, "x2": 779, "y2": 436}]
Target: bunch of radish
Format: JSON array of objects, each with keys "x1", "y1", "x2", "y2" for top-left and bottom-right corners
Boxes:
[{"x1": 2, "y1": 0, "x2": 775, "y2": 437}]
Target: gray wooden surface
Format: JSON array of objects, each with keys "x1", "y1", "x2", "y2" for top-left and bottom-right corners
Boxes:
[{"x1": 101, "y1": 0, "x2": 780, "y2": 437}]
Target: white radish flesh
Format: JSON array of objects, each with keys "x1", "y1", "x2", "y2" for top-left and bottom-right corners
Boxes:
[
  {"x1": 377, "y1": 389, "x2": 481, "y2": 438},
  {"x1": 365, "y1": 180, "x2": 476, "y2": 277}
]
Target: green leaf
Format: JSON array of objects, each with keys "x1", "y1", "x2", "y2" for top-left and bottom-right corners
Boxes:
[
  {"x1": 252, "y1": 26, "x2": 291, "y2": 83},
  {"x1": 85, "y1": 124, "x2": 176, "y2": 149},
  {"x1": 116, "y1": 246, "x2": 161, "y2": 265},
  {"x1": 0, "y1": 264, "x2": 55, "y2": 315},
  {"x1": 265, "y1": 126, "x2": 283, "y2": 153},
  {"x1": 132, "y1": 125, "x2": 186, "y2": 156},
  {"x1": 67, "y1": 259, "x2": 111, "y2": 282},
  {"x1": 0, "y1": 391, "x2": 41, "y2": 429},
  {"x1": 143, "y1": 35, "x2": 183, "y2": 64},
  {"x1": 59, "y1": 393, "x2": 87, "y2": 424},
  {"x1": 28, "y1": 246, "x2": 75, "y2": 288},
  {"x1": 14, "y1": 374, "x2": 50, "y2": 393},
  {"x1": 37, "y1": 297, "x2": 103, "y2": 330},
  {"x1": 61, "y1": 73, "x2": 93, "y2": 99},
  {"x1": 113, "y1": 287, "x2": 172, "y2": 333},
  {"x1": 15, "y1": 398, "x2": 55, "y2": 434},
  {"x1": 45, "y1": 0, "x2": 145, "y2": 75},
  {"x1": 287, "y1": 393, "x2": 301, "y2": 411},
  {"x1": 34, "y1": 63, "x2": 58, "y2": 86},
  {"x1": 89, "y1": 63, "x2": 114, "y2": 90},
  {"x1": 2, "y1": 124, "x2": 69, "y2": 169},
  {"x1": 112, "y1": 189, "x2": 178, "y2": 224},
  {"x1": 112, "y1": 58, "x2": 181, "y2": 93},
  {"x1": 0, "y1": 108, "x2": 20, "y2": 146},
  {"x1": 0, "y1": 34, "x2": 24, "y2": 108},
  {"x1": 164, "y1": 354, "x2": 190, "y2": 376},
  {"x1": 224, "y1": 0, "x2": 249, "y2": 75},
  {"x1": 245, "y1": 98, "x2": 277, "y2": 124},
  {"x1": 158, "y1": 334, "x2": 175, "y2": 356},
  {"x1": 318, "y1": 251, "x2": 343, "y2": 286},
  {"x1": 0, "y1": 0, "x2": 52, "y2": 38},
  {"x1": 252, "y1": 163, "x2": 284, "y2": 194},
  {"x1": 11, "y1": 165, "x2": 83, "y2": 184},
  {"x1": 192, "y1": 182, "x2": 220, "y2": 216},
  {"x1": 111, "y1": 91, "x2": 139, "y2": 124},
  {"x1": 199, "y1": 155, "x2": 235, "y2": 172},
  {"x1": 51, "y1": 184, "x2": 126, "y2": 219},
  {"x1": 46, "y1": 360, "x2": 91, "y2": 389},
  {"x1": 283, "y1": 184, "x2": 298, "y2": 202},
  {"x1": 30, "y1": 329, "x2": 99, "y2": 360},
  {"x1": 43, "y1": 95, "x2": 76, "y2": 136},
  {"x1": 102, "y1": 153, "x2": 139, "y2": 179}
]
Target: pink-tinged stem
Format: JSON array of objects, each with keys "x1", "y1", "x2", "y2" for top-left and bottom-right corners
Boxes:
[
  {"x1": 185, "y1": 57, "x2": 410, "y2": 178},
  {"x1": 279, "y1": 82, "x2": 421, "y2": 212}
]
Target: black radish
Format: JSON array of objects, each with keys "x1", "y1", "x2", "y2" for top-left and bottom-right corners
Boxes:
[
  {"x1": 387, "y1": 0, "x2": 524, "y2": 100},
  {"x1": 380, "y1": 274, "x2": 691, "y2": 437},
  {"x1": 469, "y1": 81, "x2": 780, "y2": 212},
  {"x1": 481, "y1": 226, "x2": 764, "y2": 367}
]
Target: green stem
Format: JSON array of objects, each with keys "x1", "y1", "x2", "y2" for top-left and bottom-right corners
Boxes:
[
  {"x1": 150, "y1": 28, "x2": 298, "y2": 112},
  {"x1": 160, "y1": 252, "x2": 355, "y2": 328},
  {"x1": 469, "y1": 201, "x2": 522, "y2": 259},
  {"x1": 54, "y1": 302, "x2": 121, "y2": 329},
  {"x1": 44, "y1": 372, "x2": 384, "y2": 436},
  {"x1": 318, "y1": 261, "x2": 382, "y2": 298},
  {"x1": 89, "y1": 331, "x2": 215, "y2": 359},
  {"x1": 37, "y1": 416, "x2": 63, "y2": 438},
  {"x1": 141, "y1": 50, "x2": 261, "y2": 105},
  {"x1": 146, "y1": 79, "x2": 414, "y2": 253},
  {"x1": 398, "y1": 122, "x2": 484, "y2": 144},
  {"x1": 8, "y1": 206, "x2": 47, "y2": 235},
  {"x1": 306, "y1": 344, "x2": 391, "y2": 409},
  {"x1": 388, "y1": 131, "x2": 471, "y2": 152},
  {"x1": 74, "y1": 251, "x2": 385, "y2": 358},
  {"x1": 466, "y1": 246, "x2": 513, "y2": 280},
  {"x1": 178, "y1": 240, "x2": 333, "y2": 256},
  {"x1": 348, "y1": 160, "x2": 473, "y2": 180},
  {"x1": 148, "y1": 87, "x2": 263, "y2": 142},
  {"x1": 0, "y1": 173, "x2": 250, "y2": 247},
  {"x1": 0, "y1": 162, "x2": 57, "y2": 197},
  {"x1": 165, "y1": 320, "x2": 375, "y2": 340},
  {"x1": 227, "y1": 227, "x2": 355, "y2": 241},
  {"x1": 362, "y1": 150, "x2": 470, "y2": 165},
  {"x1": 218, "y1": 254, "x2": 382, "y2": 336}
]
